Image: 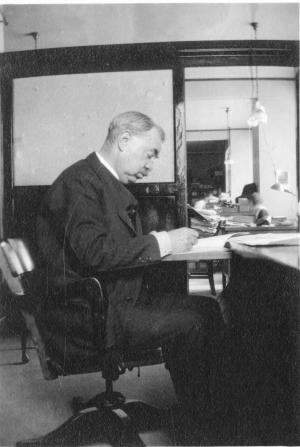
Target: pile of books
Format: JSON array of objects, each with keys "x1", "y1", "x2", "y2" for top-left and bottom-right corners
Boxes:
[{"x1": 188, "y1": 205, "x2": 222, "y2": 236}]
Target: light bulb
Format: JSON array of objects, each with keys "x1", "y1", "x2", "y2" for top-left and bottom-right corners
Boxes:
[{"x1": 247, "y1": 100, "x2": 268, "y2": 127}]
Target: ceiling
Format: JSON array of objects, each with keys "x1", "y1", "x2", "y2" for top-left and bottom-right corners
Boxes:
[{"x1": 2, "y1": 3, "x2": 299, "y2": 52}]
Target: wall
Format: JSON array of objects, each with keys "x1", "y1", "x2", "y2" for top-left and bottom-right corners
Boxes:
[
  {"x1": 258, "y1": 80, "x2": 297, "y2": 220},
  {"x1": 13, "y1": 70, "x2": 175, "y2": 185},
  {"x1": 3, "y1": 3, "x2": 299, "y2": 52}
]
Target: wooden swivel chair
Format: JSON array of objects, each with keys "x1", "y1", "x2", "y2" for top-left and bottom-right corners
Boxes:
[{"x1": 0, "y1": 238, "x2": 172, "y2": 447}]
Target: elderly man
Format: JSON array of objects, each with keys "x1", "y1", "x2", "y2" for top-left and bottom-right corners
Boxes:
[{"x1": 37, "y1": 111, "x2": 226, "y2": 438}]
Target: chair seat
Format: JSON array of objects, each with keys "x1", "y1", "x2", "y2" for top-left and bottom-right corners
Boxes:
[{"x1": 124, "y1": 346, "x2": 164, "y2": 370}]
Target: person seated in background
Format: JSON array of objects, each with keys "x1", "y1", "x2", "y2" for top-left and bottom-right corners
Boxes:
[
  {"x1": 235, "y1": 182, "x2": 258, "y2": 203},
  {"x1": 249, "y1": 192, "x2": 272, "y2": 226}
]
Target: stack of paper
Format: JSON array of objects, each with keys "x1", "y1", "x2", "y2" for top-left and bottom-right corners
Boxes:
[{"x1": 188, "y1": 204, "x2": 221, "y2": 235}]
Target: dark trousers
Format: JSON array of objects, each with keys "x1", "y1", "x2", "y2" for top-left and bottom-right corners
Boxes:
[{"x1": 122, "y1": 293, "x2": 227, "y2": 420}]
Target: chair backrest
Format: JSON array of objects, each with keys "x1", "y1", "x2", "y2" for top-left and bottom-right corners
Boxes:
[{"x1": 0, "y1": 239, "x2": 34, "y2": 295}]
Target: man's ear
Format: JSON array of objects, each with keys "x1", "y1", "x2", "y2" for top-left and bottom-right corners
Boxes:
[{"x1": 118, "y1": 131, "x2": 131, "y2": 152}]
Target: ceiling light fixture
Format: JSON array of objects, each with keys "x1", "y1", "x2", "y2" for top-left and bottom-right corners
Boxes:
[{"x1": 247, "y1": 22, "x2": 268, "y2": 128}]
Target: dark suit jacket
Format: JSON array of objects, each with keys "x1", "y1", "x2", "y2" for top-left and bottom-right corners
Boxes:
[{"x1": 37, "y1": 152, "x2": 161, "y2": 348}]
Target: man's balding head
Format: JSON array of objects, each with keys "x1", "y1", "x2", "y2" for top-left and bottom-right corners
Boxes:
[{"x1": 105, "y1": 111, "x2": 165, "y2": 146}]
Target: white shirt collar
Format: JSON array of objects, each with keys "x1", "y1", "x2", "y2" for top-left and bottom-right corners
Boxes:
[{"x1": 95, "y1": 151, "x2": 119, "y2": 180}]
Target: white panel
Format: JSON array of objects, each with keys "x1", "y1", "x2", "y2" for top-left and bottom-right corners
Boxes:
[
  {"x1": 185, "y1": 66, "x2": 296, "y2": 80},
  {"x1": 13, "y1": 70, "x2": 174, "y2": 185}
]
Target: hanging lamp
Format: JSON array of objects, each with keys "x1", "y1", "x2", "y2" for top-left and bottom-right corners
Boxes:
[{"x1": 247, "y1": 22, "x2": 268, "y2": 128}]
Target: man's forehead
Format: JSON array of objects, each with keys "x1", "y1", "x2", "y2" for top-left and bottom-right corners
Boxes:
[{"x1": 131, "y1": 127, "x2": 161, "y2": 140}]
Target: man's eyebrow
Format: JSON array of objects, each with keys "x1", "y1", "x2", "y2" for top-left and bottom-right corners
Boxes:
[{"x1": 153, "y1": 148, "x2": 159, "y2": 158}]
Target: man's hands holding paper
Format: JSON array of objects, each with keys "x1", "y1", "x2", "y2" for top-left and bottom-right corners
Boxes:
[{"x1": 168, "y1": 228, "x2": 198, "y2": 254}]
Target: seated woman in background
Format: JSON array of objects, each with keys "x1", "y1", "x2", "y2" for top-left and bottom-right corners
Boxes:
[{"x1": 249, "y1": 192, "x2": 272, "y2": 226}]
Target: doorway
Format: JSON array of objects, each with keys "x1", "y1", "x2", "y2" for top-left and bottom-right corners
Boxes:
[{"x1": 187, "y1": 139, "x2": 227, "y2": 203}]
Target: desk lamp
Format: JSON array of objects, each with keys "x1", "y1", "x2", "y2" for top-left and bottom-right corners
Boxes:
[
  {"x1": 270, "y1": 169, "x2": 296, "y2": 196},
  {"x1": 270, "y1": 182, "x2": 296, "y2": 196}
]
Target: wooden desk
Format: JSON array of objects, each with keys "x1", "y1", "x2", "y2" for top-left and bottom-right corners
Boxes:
[
  {"x1": 164, "y1": 233, "x2": 299, "y2": 267},
  {"x1": 222, "y1": 241, "x2": 300, "y2": 444},
  {"x1": 229, "y1": 240, "x2": 300, "y2": 271},
  {"x1": 223, "y1": 223, "x2": 297, "y2": 233},
  {"x1": 165, "y1": 237, "x2": 299, "y2": 444}
]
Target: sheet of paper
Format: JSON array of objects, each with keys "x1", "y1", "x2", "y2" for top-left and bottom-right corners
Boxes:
[
  {"x1": 176, "y1": 234, "x2": 234, "y2": 255},
  {"x1": 227, "y1": 232, "x2": 300, "y2": 247},
  {"x1": 174, "y1": 232, "x2": 300, "y2": 256}
]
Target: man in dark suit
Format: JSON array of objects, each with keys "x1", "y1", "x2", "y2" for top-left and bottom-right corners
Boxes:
[{"x1": 37, "y1": 111, "x2": 226, "y2": 435}]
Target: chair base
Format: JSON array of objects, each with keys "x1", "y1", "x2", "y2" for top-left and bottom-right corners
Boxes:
[{"x1": 16, "y1": 394, "x2": 171, "y2": 447}]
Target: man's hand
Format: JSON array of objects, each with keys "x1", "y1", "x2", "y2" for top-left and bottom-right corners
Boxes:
[{"x1": 167, "y1": 228, "x2": 198, "y2": 254}]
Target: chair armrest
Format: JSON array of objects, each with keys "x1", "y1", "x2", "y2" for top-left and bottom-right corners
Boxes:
[
  {"x1": 44, "y1": 277, "x2": 106, "y2": 351},
  {"x1": 64, "y1": 277, "x2": 106, "y2": 344},
  {"x1": 21, "y1": 276, "x2": 106, "y2": 379},
  {"x1": 20, "y1": 272, "x2": 106, "y2": 348}
]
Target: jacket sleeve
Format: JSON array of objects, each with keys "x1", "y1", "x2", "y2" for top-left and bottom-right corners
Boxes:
[{"x1": 47, "y1": 173, "x2": 162, "y2": 272}]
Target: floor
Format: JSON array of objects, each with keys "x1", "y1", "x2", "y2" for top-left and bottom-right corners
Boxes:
[{"x1": 0, "y1": 274, "x2": 225, "y2": 447}]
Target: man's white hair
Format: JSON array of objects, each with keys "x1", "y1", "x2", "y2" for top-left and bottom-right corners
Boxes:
[{"x1": 105, "y1": 111, "x2": 165, "y2": 144}]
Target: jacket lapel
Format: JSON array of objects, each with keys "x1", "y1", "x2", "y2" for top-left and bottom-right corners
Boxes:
[
  {"x1": 86, "y1": 152, "x2": 138, "y2": 234},
  {"x1": 117, "y1": 209, "x2": 136, "y2": 233}
]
